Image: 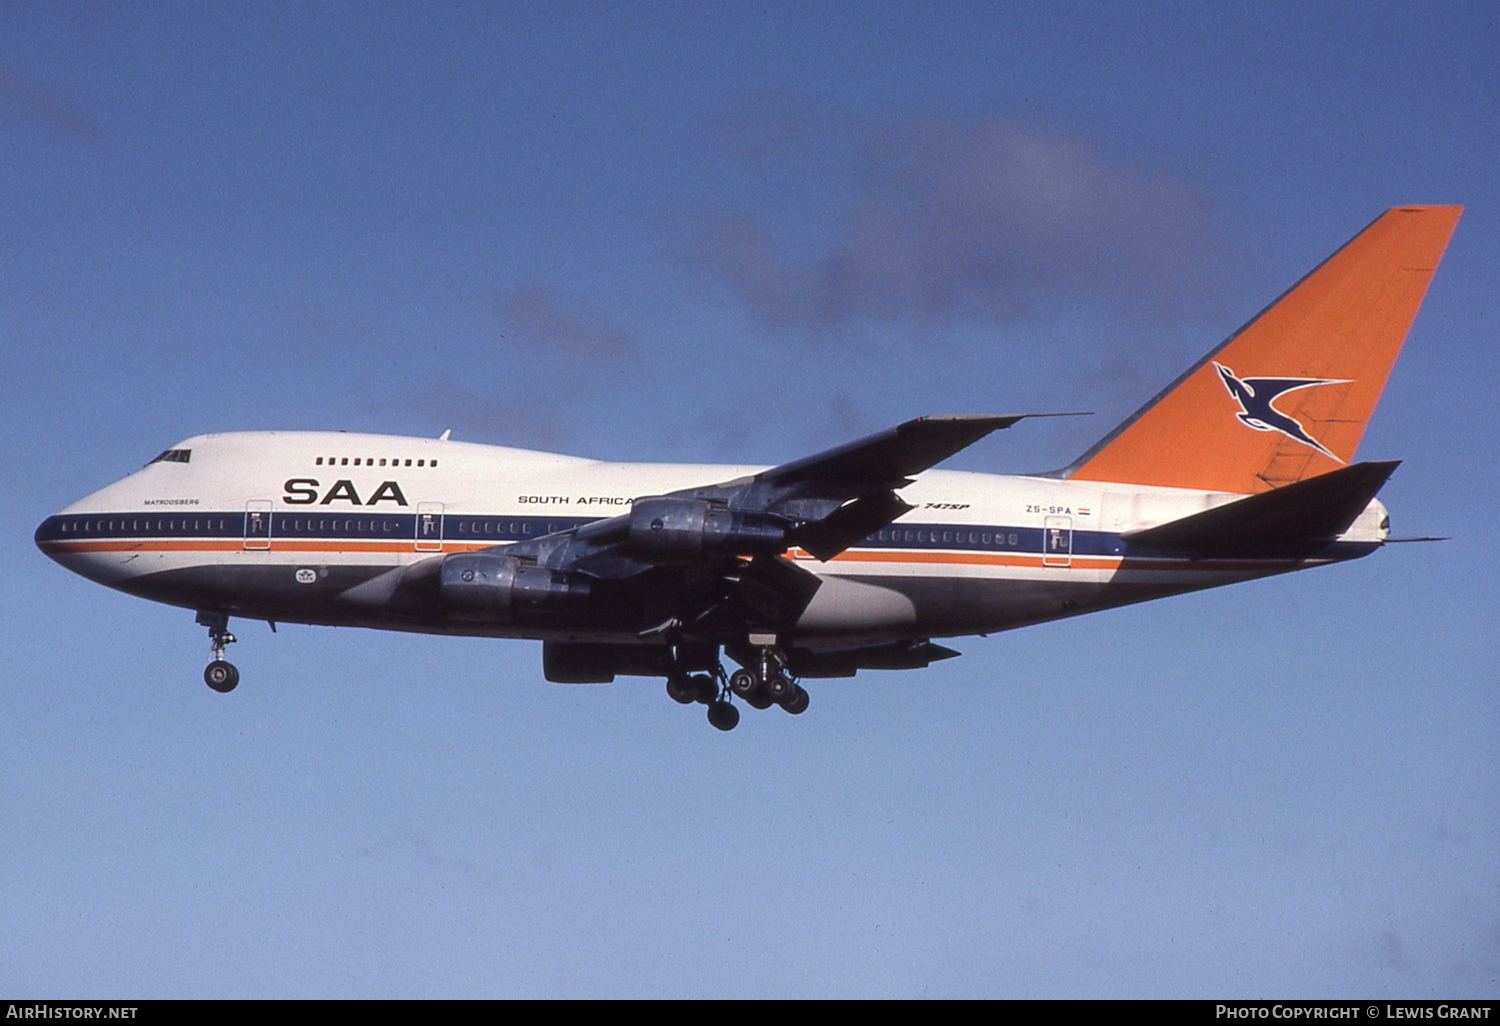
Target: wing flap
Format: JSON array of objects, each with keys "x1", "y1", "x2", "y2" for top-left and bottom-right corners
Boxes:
[
  {"x1": 789, "y1": 490, "x2": 915, "y2": 561},
  {"x1": 728, "y1": 554, "x2": 824, "y2": 629}
]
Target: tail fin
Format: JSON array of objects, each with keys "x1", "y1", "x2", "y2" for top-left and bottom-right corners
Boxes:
[{"x1": 1066, "y1": 205, "x2": 1462, "y2": 493}]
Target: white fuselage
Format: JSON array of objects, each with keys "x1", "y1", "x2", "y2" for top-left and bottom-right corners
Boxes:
[{"x1": 36, "y1": 431, "x2": 1388, "y2": 646}]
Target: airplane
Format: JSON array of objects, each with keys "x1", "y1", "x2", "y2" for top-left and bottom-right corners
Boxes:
[{"x1": 35, "y1": 205, "x2": 1462, "y2": 730}]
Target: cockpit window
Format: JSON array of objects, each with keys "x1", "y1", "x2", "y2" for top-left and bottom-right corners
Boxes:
[{"x1": 148, "y1": 449, "x2": 192, "y2": 465}]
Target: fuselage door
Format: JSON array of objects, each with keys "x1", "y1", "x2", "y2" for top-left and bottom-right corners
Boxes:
[
  {"x1": 1043, "y1": 515, "x2": 1072, "y2": 567},
  {"x1": 416, "y1": 502, "x2": 444, "y2": 552},
  {"x1": 244, "y1": 500, "x2": 273, "y2": 550}
]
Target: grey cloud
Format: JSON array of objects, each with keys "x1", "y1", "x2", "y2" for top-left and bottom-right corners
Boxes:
[
  {"x1": 493, "y1": 284, "x2": 637, "y2": 364},
  {"x1": 397, "y1": 288, "x2": 636, "y2": 454},
  {"x1": 0, "y1": 64, "x2": 95, "y2": 137},
  {"x1": 716, "y1": 94, "x2": 817, "y2": 165},
  {"x1": 408, "y1": 377, "x2": 572, "y2": 452},
  {"x1": 685, "y1": 117, "x2": 1207, "y2": 329}
]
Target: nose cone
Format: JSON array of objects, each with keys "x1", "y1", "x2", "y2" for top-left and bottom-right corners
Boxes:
[
  {"x1": 35, "y1": 511, "x2": 67, "y2": 565},
  {"x1": 34, "y1": 504, "x2": 138, "y2": 589}
]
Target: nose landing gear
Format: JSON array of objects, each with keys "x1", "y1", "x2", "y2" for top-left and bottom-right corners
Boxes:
[{"x1": 196, "y1": 611, "x2": 239, "y2": 693}]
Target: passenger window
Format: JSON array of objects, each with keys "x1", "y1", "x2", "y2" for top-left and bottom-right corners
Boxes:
[
  {"x1": 431, "y1": 460, "x2": 438, "y2": 468},
  {"x1": 316, "y1": 457, "x2": 323, "y2": 466}
]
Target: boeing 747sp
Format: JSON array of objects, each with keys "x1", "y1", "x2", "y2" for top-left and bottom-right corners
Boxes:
[{"x1": 36, "y1": 206, "x2": 1462, "y2": 730}]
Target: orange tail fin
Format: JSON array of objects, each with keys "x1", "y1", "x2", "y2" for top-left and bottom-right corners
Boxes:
[{"x1": 1066, "y1": 205, "x2": 1462, "y2": 494}]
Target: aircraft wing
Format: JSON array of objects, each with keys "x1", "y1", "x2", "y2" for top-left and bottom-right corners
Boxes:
[
  {"x1": 343, "y1": 414, "x2": 1031, "y2": 635},
  {"x1": 677, "y1": 413, "x2": 1034, "y2": 561},
  {"x1": 757, "y1": 414, "x2": 1024, "y2": 485}
]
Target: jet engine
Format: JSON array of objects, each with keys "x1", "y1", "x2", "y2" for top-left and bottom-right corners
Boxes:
[
  {"x1": 439, "y1": 552, "x2": 593, "y2": 622},
  {"x1": 627, "y1": 496, "x2": 787, "y2": 563}
]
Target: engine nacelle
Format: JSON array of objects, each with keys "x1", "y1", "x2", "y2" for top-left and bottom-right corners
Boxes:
[
  {"x1": 439, "y1": 552, "x2": 592, "y2": 622},
  {"x1": 627, "y1": 496, "x2": 787, "y2": 563}
]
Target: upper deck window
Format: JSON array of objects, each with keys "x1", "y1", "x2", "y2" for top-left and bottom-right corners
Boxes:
[{"x1": 148, "y1": 449, "x2": 191, "y2": 465}]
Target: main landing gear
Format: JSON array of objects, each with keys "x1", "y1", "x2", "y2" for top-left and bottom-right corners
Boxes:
[
  {"x1": 196, "y1": 610, "x2": 239, "y2": 693},
  {"x1": 665, "y1": 666, "x2": 740, "y2": 731},
  {"x1": 666, "y1": 641, "x2": 809, "y2": 731},
  {"x1": 730, "y1": 644, "x2": 808, "y2": 715}
]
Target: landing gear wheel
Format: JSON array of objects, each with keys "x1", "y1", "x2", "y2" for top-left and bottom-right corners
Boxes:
[
  {"x1": 666, "y1": 675, "x2": 696, "y2": 704},
  {"x1": 197, "y1": 612, "x2": 239, "y2": 693},
  {"x1": 204, "y1": 660, "x2": 239, "y2": 693},
  {"x1": 779, "y1": 686, "x2": 809, "y2": 715},
  {"x1": 743, "y1": 689, "x2": 773, "y2": 710},
  {"x1": 689, "y1": 673, "x2": 718, "y2": 705},
  {"x1": 706, "y1": 700, "x2": 740, "y2": 731},
  {"x1": 729, "y1": 669, "x2": 759, "y2": 697},
  {"x1": 765, "y1": 672, "x2": 794, "y2": 701}
]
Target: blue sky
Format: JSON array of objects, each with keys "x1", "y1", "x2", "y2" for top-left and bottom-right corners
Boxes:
[{"x1": 2, "y1": 1, "x2": 1497, "y2": 997}]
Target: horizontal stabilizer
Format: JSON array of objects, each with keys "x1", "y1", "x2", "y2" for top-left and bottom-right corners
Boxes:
[
  {"x1": 1124, "y1": 461, "x2": 1399, "y2": 558},
  {"x1": 759, "y1": 414, "x2": 1024, "y2": 485}
]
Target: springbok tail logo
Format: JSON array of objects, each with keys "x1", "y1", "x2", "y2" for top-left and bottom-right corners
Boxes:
[{"x1": 1212, "y1": 363, "x2": 1350, "y2": 462}]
